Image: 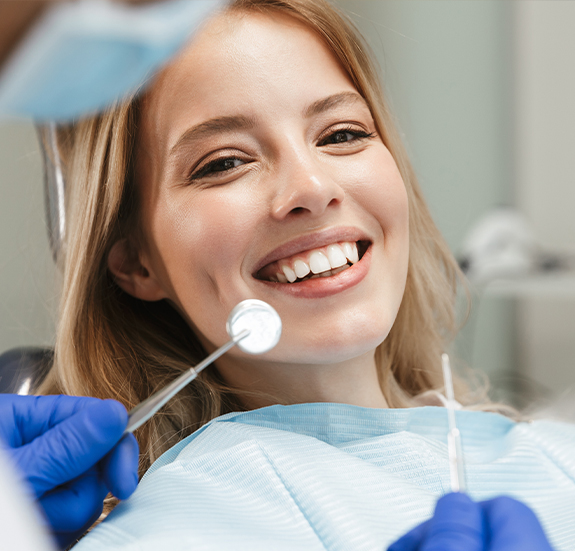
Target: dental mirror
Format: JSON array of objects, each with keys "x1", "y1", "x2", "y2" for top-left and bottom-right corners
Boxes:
[
  {"x1": 125, "y1": 299, "x2": 281, "y2": 433},
  {"x1": 227, "y1": 299, "x2": 282, "y2": 354}
]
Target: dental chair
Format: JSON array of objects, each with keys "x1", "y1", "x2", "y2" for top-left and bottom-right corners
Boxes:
[
  {"x1": 0, "y1": 124, "x2": 62, "y2": 395},
  {"x1": 0, "y1": 347, "x2": 53, "y2": 394}
]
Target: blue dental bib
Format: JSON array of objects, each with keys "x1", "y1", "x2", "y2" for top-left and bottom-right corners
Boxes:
[{"x1": 76, "y1": 404, "x2": 575, "y2": 550}]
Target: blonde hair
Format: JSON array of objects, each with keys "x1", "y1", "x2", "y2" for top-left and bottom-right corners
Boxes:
[{"x1": 39, "y1": 0, "x2": 474, "y2": 479}]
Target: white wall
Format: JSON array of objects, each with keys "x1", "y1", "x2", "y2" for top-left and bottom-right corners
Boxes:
[{"x1": 514, "y1": 1, "x2": 575, "y2": 396}]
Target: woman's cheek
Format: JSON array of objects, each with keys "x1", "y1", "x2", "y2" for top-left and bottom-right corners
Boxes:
[
  {"x1": 158, "y1": 188, "x2": 262, "y2": 308},
  {"x1": 344, "y1": 160, "x2": 409, "y2": 231}
]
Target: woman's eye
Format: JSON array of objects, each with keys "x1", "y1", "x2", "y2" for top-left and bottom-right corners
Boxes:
[
  {"x1": 319, "y1": 128, "x2": 374, "y2": 146},
  {"x1": 189, "y1": 157, "x2": 245, "y2": 181}
]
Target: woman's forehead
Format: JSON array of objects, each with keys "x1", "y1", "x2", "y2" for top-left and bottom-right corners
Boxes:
[{"x1": 138, "y1": 9, "x2": 357, "y2": 152}]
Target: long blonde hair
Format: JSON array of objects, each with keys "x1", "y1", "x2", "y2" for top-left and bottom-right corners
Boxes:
[{"x1": 39, "y1": 0, "x2": 471, "y2": 477}]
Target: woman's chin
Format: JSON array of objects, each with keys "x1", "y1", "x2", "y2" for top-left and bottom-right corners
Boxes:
[{"x1": 265, "y1": 328, "x2": 390, "y2": 367}]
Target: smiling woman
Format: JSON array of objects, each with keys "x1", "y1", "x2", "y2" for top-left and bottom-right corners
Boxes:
[
  {"x1": 36, "y1": 0, "x2": 573, "y2": 550},
  {"x1": 41, "y1": 0, "x2": 460, "y2": 454},
  {"x1": 109, "y1": 9, "x2": 413, "y2": 409}
]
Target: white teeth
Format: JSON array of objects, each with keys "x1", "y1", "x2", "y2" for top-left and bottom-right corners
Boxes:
[
  {"x1": 273, "y1": 241, "x2": 361, "y2": 284},
  {"x1": 293, "y1": 259, "x2": 311, "y2": 279},
  {"x1": 343, "y1": 242, "x2": 359, "y2": 264},
  {"x1": 282, "y1": 265, "x2": 297, "y2": 283},
  {"x1": 326, "y1": 244, "x2": 347, "y2": 269},
  {"x1": 309, "y1": 251, "x2": 331, "y2": 274}
]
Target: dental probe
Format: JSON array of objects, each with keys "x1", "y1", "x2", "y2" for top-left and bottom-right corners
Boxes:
[
  {"x1": 441, "y1": 353, "x2": 467, "y2": 493},
  {"x1": 125, "y1": 299, "x2": 282, "y2": 434}
]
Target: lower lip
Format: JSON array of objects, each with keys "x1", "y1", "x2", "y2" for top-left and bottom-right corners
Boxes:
[{"x1": 255, "y1": 244, "x2": 372, "y2": 299}]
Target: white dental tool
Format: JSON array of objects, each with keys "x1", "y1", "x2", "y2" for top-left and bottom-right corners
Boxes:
[
  {"x1": 125, "y1": 299, "x2": 282, "y2": 434},
  {"x1": 441, "y1": 353, "x2": 467, "y2": 493}
]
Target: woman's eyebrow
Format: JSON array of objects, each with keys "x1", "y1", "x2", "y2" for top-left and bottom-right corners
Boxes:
[
  {"x1": 169, "y1": 93, "x2": 366, "y2": 157},
  {"x1": 170, "y1": 115, "x2": 256, "y2": 156},
  {"x1": 303, "y1": 91, "x2": 367, "y2": 118}
]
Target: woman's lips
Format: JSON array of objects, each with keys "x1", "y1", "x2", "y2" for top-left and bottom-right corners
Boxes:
[{"x1": 254, "y1": 242, "x2": 372, "y2": 299}]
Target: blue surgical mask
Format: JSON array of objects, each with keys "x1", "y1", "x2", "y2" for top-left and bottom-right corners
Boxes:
[{"x1": 0, "y1": 0, "x2": 225, "y2": 122}]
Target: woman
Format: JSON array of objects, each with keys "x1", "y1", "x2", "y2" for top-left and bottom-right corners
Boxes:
[{"x1": 40, "y1": 0, "x2": 572, "y2": 549}]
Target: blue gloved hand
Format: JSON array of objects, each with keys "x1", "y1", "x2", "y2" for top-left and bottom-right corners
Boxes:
[
  {"x1": 388, "y1": 492, "x2": 554, "y2": 551},
  {"x1": 0, "y1": 394, "x2": 139, "y2": 549}
]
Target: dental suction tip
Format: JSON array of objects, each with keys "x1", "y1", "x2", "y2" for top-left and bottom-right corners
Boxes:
[{"x1": 226, "y1": 299, "x2": 282, "y2": 354}]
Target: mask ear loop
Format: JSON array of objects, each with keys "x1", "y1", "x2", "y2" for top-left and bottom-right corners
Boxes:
[{"x1": 36, "y1": 121, "x2": 66, "y2": 264}]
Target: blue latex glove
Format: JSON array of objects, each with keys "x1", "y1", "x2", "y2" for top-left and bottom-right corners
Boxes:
[
  {"x1": 0, "y1": 394, "x2": 139, "y2": 548},
  {"x1": 388, "y1": 492, "x2": 554, "y2": 551}
]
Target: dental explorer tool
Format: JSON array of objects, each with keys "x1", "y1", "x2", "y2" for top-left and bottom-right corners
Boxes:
[
  {"x1": 125, "y1": 299, "x2": 282, "y2": 434},
  {"x1": 441, "y1": 353, "x2": 467, "y2": 493}
]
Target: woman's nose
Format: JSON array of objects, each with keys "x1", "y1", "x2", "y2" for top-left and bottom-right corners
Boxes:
[{"x1": 270, "y1": 158, "x2": 345, "y2": 220}]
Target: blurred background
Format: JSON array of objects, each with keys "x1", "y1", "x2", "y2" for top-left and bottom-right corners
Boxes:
[{"x1": 0, "y1": 0, "x2": 573, "y2": 410}]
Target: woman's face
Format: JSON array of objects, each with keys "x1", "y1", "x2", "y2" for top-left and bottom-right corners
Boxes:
[{"x1": 131, "y1": 10, "x2": 409, "y2": 372}]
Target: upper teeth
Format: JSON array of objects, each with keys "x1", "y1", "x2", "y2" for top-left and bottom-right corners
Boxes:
[{"x1": 275, "y1": 241, "x2": 359, "y2": 283}]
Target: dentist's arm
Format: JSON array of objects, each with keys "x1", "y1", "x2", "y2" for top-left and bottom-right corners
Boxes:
[
  {"x1": 0, "y1": 2, "x2": 46, "y2": 68},
  {"x1": 388, "y1": 492, "x2": 554, "y2": 551},
  {"x1": 0, "y1": 394, "x2": 139, "y2": 548}
]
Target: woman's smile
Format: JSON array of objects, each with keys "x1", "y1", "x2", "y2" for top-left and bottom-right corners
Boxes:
[{"x1": 252, "y1": 227, "x2": 372, "y2": 298}]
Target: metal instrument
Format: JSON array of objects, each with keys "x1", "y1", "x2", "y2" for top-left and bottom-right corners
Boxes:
[
  {"x1": 125, "y1": 299, "x2": 282, "y2": 434},
  {"x1": 441, "y1": 353, "x2": 467, "y2": 493}
]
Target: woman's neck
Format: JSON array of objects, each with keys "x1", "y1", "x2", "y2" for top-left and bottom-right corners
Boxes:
[{"x1": 215, "y1": 350, "x2": 389, "y2": 410}]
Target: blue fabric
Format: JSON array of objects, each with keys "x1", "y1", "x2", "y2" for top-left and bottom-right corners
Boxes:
[
  {"x1": 0, "y1": 0, "x2": 223, "y2": 121},
  {"x1": 75, "y1": 404, "x2": 575, "y2": 550}
]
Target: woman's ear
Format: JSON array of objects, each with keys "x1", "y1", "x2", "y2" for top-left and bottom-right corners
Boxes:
[{"x1": 107, "y1": 238, "x2": 167, "y2": 301}]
